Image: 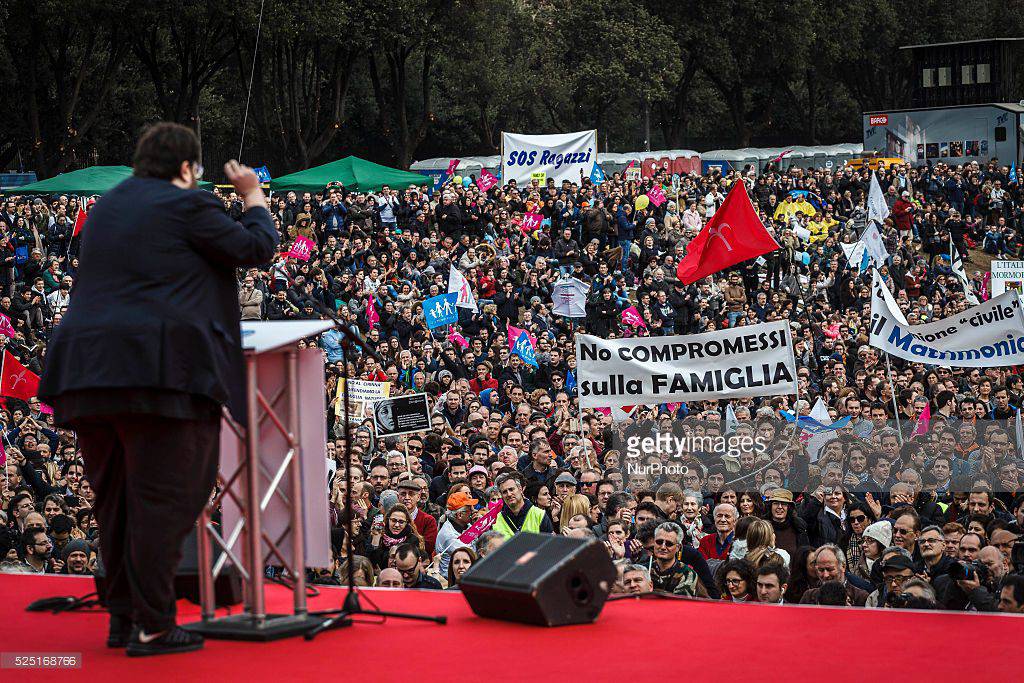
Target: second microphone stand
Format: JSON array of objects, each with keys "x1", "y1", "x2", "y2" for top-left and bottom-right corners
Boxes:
[{"x1": 303, "y1": 319, "x2": 446, "y2": 640}]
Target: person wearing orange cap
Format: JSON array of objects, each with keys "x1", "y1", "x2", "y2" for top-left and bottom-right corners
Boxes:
[{"x1": 435, "y1": 491, "x2": 479, "y2": 575}]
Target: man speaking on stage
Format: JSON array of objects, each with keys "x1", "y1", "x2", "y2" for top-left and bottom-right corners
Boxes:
[{"x1": 39, "y1": 122, "x2": 278, "y2": 656}]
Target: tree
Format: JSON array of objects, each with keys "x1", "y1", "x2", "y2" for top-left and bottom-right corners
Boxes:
[
  {"x1": 363, "y1": 0, "x2": 473, "y2": 168},
  {"x1": 676, "y1": 0, "x2": 812, "y2": 146},
  {"x1": 0, "y1": 0, "x2": 129, "y2": 176},
  {"x1": 237, "y1": 1, "x2": 362, "y2": 169},
  {"x1": 550, "y1": 0, "x2": 681, "y2": 147},
  {"x1": 128, "y1": 1, "x2": 239, "y2": 129}
]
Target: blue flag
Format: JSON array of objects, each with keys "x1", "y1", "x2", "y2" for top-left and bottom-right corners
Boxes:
[
  {"x1": 430, "y1": 172, "x2": 450, "y2": 196},
  {"x1": 1011, "y1": 163, "x2": 1018, "y2": 184},
  {"x1": 511, "y1": 330, "x2": 538, "y2": 368},
  {"x1": 254, "y1": 166, "x2": 272, "y2": 183},
  {"x1": 780, "y1": 411, "x2": 851, "y2": 433},
  {"x1": 590, "y1": 162, "x2": 606, "y2": 184},
  {"x1": 424, "y1": 292, "x2": 459, "y2": 329}
]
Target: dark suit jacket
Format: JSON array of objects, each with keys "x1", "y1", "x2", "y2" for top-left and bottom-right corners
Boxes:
[{"x1": 39, "y1": 176, "x2": 278, "y2": 423}]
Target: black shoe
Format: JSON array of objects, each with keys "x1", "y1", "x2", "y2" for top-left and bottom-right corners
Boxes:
[
  {"x1": 126, "y1": 626, "x2": 204, "y2": 657},
  {"x1": 107, "y1": 615, "x2": 133, "y2": 648}
]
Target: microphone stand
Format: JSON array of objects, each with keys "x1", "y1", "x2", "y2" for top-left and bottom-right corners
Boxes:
[{"x1": 301, "y1": 285, "x2": 446, "y2": 640}]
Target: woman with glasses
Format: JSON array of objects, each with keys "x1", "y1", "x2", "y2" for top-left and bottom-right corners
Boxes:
[
  {"x1": 842, "y1": 500, "x2": 876, "y2": 576},
  {"x1": 364, "y1": 504, "x2": 424, "y2": 571},
  {"x1": 715, "y1": 558, "x2": 756, "y2": 601}
]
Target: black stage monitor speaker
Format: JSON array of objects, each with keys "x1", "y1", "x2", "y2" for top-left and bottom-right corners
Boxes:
[
  {"x1": 175, "y1": 527, "x2": 243, "y2": 607},
  {"x1": 459, "y1": 533, "x2": 615, "y2": 626}
]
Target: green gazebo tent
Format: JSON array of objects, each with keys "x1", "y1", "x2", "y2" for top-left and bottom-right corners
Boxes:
[
  {"x1": 269, "y1": 156, "x2": 426, "y2": 193},
  {"x1": 3, "y1": 166, "x2": 133, "y2": 195},
  {"x1": 3, "y1": 165, "x2": 213, "y2": 195}
]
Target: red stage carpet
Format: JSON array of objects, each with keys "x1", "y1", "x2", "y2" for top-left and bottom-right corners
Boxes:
[{"x1": 1, "y1": 574, "x2": 1021, "y2": 681}]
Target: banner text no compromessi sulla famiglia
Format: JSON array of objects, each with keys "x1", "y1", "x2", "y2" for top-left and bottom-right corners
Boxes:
[{"x1": 575, "y1": 321, "x2": 798, "y2": 408}]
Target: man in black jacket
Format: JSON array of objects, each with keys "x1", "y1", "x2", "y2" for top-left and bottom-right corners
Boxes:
[{"x1": 39, "y1": 123, "x2": 278, "y2": 657}]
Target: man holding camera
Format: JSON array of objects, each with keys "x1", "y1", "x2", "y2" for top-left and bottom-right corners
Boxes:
[{"x1": 930, "y1": 533, "x2": 999, "y2": 611}]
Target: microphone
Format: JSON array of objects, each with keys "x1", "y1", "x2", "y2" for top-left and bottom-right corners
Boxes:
[{"x1": 269, "y1": 257, "x2": 385, "y2": 364}]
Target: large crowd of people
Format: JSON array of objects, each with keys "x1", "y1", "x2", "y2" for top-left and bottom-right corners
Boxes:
[{"x1": 3, "y1": 153, "x2": 1024, "y2": 613}]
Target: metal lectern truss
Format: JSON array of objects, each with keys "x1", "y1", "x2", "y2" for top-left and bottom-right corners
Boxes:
[{"x1": 186, "y1": 320, "x2": 334, "y2": 640}]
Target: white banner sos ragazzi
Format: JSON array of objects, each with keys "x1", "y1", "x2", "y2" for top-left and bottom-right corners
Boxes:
[{"x1": 501, "y1": 130, "x2": 597, "y2": 185}]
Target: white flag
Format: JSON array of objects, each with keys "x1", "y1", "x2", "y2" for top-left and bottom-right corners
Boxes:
[
  {"x1": 805, "y1": 398, "x2": 838, "y2": 462},
  {"x1": 810, "y1": 398, "x2": 831, "y2": 423},
  {"x1": 448, "y1": 266, "x2": 478, "y2": 311},
  {"x1": 949, "y1": 243, "x2": 980, "y2": 305},
  {"x1": 868, "y1": 171, "x2": 890, "y2": 227},
  {"x1": 861, "y1": 222, "x2": 890, "y2": 268},
  {"x1": 724, "y1": 403, "x2": 739, "y2": 434}
]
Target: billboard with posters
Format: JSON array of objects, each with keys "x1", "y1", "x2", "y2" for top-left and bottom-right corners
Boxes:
[{"x1": 862, "y1": 104, "x2": 1020, "y2": 165}]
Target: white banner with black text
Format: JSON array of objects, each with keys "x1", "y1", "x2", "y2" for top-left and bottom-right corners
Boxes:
[{"x1": 575, "y1": 321, "x2": 798, "y2": 408}]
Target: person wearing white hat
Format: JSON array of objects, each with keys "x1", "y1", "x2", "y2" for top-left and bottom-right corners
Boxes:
[{"x1": 855, "y1": 520, "x2": 892, "y2": 580}]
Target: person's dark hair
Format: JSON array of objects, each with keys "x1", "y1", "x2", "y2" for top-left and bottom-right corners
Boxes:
[
  {"x1": 132, "y1": 122, "x2": 202, "y2": 181},
  {"x1": 634, "y1": 519, "x2": 660, "y2": 544},
  {"x1": 395, "y1": 542, "x2": 420, "y2": 565},
  {"x1": 1000, "y1": 574, "x2": 1024, "y2": 606},
  {"x1": 8, "y1": 492, "x2": 34, "y2": 520},
  {"x1": 523, "y1": 481, "x2": 547, "y2": 505},
  {"x1": 757, "y1": 562, "x2": 790, "y2": 587},
  {"x1": 636, "y1": 501, "x2": 663, "y2": 520},
  {"x1": 446, "y1": 547, "x2": 478, "y2": 586},
  {"x1": 816, "y1": 580, "x2": 848, "y2": 606},
  {"x1": 605, "y1": 492, "x2": 635, "y2": 520},
  {"x1": 715, "y1": 558, "x2": 756, "y2": 600},
  {"x1": 19, "y1": 528, "x2": 45, "y2": 558},
  {"x1": 785, "y1": 545, "x2": 817, "y2": 603}
]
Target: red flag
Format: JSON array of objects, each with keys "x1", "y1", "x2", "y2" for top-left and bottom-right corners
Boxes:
[
  {"x1": 1, "y1": 351, "x2": 41, "y2": 401},
  {"x1": 72, "y1": 208, "x2": 87, "y2": 237},
  {"x1": 446, "y1": 158, "x2": 461, "y2": 175},
  {"x1": 675, "y1": 180, "x2": 779, "y2": 285}
]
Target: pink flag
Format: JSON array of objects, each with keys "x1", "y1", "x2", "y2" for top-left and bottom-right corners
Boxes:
[
  {"x1": 982, "y1": 272, "x2": 991, "y2": 301},
  {"x1": 520, "y1": 212, "x2": 544, "y2": 233},
  {"x1": 38, "y1": 403, "x2": 54, "y2": 415},
  {"x1": 507, "y1": 324, "x2": 536, "y2": 349},
  {"x1": 911, "y1": 402, "x2": 931, "y2": 438},
  {"x1": 448, "y1": 330, "x2": 469, "y2": 348},
  {"x1": 366, "y1": 294, "x2": 379, "y2": 331},
  {"x1": 595, "y1": 405, "x2": 636, "y2": 422},
  {"x1": 0, "y1": 439, "x2": 5, "y2": 468},
  {"x1": 287, "y1": 236, "x2": 315, "y2": 262},
  {"x1": 458, "y1": 500, "x2": 503, "y2": 543},
  {"x1": 476, "y1": 169, "x2": 498, "y2": 192},
  {"x1": 447, "y1": 158, "x2": 461, "y2": 175},
  {"x1": 646, "y1": 185, "x2": 666, "y2": 207},
  {"x1": 0, "y1": 312, "x2": 15, "y2": 338},
  {"x1": 621, "y1": 306, "x2": 647, "y2": 330}
]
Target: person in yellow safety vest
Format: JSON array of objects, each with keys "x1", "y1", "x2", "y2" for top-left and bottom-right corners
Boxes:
[{"x1": 492, "y1": 472, "x2": 554, "y2": 538}]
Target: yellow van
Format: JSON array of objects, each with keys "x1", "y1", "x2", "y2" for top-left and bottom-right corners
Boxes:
[{"x1": 846, "y1": 157, "x2": 906, "y2": 172}]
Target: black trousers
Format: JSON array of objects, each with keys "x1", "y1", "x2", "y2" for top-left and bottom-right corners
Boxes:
[{"x1": 75, "y1": 414, "x2": 219, "y2": 632}]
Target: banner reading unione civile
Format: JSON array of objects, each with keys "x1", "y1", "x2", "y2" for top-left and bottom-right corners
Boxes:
[
  {"x1": 869, "y1": 268, "x2": 1024, "y2": 367},
  {"x1": 575, "y1": 321, "x2": 797, "y2": 408},
  {"x1": 501, "y1": 130, "x2": 597, "y2": 185}
]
